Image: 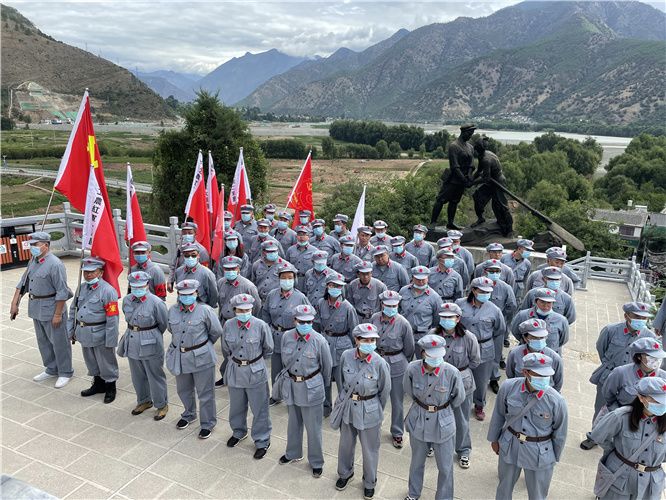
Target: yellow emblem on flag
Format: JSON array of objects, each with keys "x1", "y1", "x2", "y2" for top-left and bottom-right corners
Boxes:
[{"x1": 88, "y1": 136, "x2": 99, "y2": 168}]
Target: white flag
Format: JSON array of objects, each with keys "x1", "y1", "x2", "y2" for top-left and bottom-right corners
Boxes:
[
  {"x1": 126, "y1": 163, "x2": 135, "y2": 240},
  {"x1": 350, "y1": 184, "x2": 366, "y2": 243},
  {"x1": 229, "y1": 147, "x2": 251, "y2": 205},
  {"x1": 185, "y1": 151, "x2": 204, "y2": 215},
  {"x1": 206, "y1": 151, "x2": 215, "y2": 214},
  {"x1": 82, "y1": 165, "x2": 105, "y2": 250}
]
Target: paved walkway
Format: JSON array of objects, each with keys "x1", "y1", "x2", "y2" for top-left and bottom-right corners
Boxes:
[{"x1": 0, "y1": 258, "x2": 650, "y2": 499}]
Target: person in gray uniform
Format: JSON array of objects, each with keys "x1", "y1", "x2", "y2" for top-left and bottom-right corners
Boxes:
[
  {"x1": 248, "y1": 219, "x2": 285, "y2": 263},
  {"x1": 403, "y1": 334, "x2": 465, "y2": 500},
  {"x1": 531, "y1": 247, "x2": 580, "y2": 293},
  {"x1": 330, "y1": 235, "x2": 363, "y2": 283},
  {"x1": 223, "y1": 210, "x2": 233, "y2": 231},
  {"x1": 473, "y1": 243, "x2": 516, "y2": 289},
  {"x1": 446, "y1": 229, "x2": 474, "y2": 280},
  {"x1": 429, "y1": 238, "x2": 469, "y2": 289},
  {"x1": 455, "y1": 277, "x2": 505, "y2": 421},
  {"x1": 302, "y1": 250, "x2": 333, "y2": 303},
  {"x1": 428, "y1": 248, "x2": 465, "y2": 302},
  {"x1": 316, "y1": 273, "x2": 359, "y2": 417},
  {"x1": 271, "y1": 212, "x2": 298, "y2": 249},
  {"x1": 369, "y1": 220, "x2": 392, "y2": 247},
  {"x1": 117, "y1": 271, "x2": 169, "y2": 420},
  {"x1": 390, "y1": 236, "x2": 419, "y2": 280},
  {"x1": 277, "y1": 304, "x2": 332, "y2": 477},
  {"x1": 174, "y1": 242, "x2": 218, "y2": 308},
  {"x1": 405, "y1": 224, "x2": 434, "y2": 267},
  {"x1": 505, "y1": 319, "x2": 564, "y2": 392},
  {"x1": 345, "y1": 261, "x2": 388, "y2": 322},
  {"x1": 68, "y1": 257, "x2": 120, "y2": 403},
  {"x1": 399, "y1": 266, "x2": 442, "y2": 354},
  {"x1": 331, "y1": 213, "x2": 351, "y2": 242},
  {"x1": 297, "y1": 209, "x2": 313, "y2": 231},
  {"x1": 333, "y1": 323, "x2": 391, "y2": 500},
  {"x1": 129, "y1": 241, "x2": 167, "y2": 301},
  {"x1": 500, "y1": 239, "x2": 534, "y2": 302},
  {"x1": 219, "y1": 230, "x2": 251, "y2": 280},
  {"x1": 222, "y1": 293, "x2": 273, "y2": 458},
  {"x1": 370, "y1": 290, "x2": 414, "y2": 448},
  {"x1": 286, "y1": 225, "x2": 317, "y2": 290},
  {"x1": 511, "y1": 288, "x2": 570, "y2": 355},
  {"x1": 263, "y1": 203, "x2": 278, "y2": 231},
  {"x1": 233, "y1": 204, "x2": 259, "y2": 243},
  {"x1": 262, "y1": 262, "x2": 312, "y2": 405},
  {"x1": 372, "y1": 246, "x2": 409, "y2": 292},
  {"x1": 433, "y1": 303, "x2": 480, "y2": 469},
  {"x1": 11, "y1": 231, "x2": 74, "y2": 388},
  {"x1": 251, "y1": 240, "x2": 292, "y2": 301},
  {"x1": 581, "y1": 301, "x2": 657, "y2": 450},
  {"x1": 590, "y1": 377, "x2": 666, "y2": 500},
  {"x1": 521, "y1": 267, "x2": 576, "y2": 324},
  {"x1": 487, "y1": 353, "x2": 568, "y2": 500},
  {"x1": 165, "y1": 279, "x2": 223, "y2": 439},
  {"x1": 310, "y1": 219, "x2": 341, "y2": 264},
  {"x1": 653, "y1": 299, "x2": 666, "y2": 339},
  {"x1": 355, "y1": 226, "x2": 376, "y2": 263},
  {"x1": 167, "y1": 221, "x2": 211, "y2": 291}
]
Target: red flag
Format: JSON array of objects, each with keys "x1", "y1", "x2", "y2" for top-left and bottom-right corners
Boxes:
[
  {"x1": 286, "y1": 151, "x2": 314, "y2": 229},
  {"x1": 206, "y1": 151, "x2": 219, "y2": 235},
  {"x1": 211, "y1": 185, "x2": 226, "y2": 262},
  {"x1": 55, "y1": 90, "x2": 123, "y2": 296},
  {"x1": 125, "y1": 163, "x2": 147, "y2": 267},
  {"x1": 227, "y1": 148, "x2": 251, "y2": 223},
  {"x1": 185, "y1": 151, "x2": 211, "y2": 252}
]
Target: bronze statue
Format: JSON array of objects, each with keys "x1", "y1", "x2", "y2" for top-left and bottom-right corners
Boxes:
[{"x1": 429, "y1": 123, "x2": 476, "y2": 230}]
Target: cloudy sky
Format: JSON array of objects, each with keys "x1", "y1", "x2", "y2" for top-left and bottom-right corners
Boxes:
[{"x1": 5, "y1": 0, "x2": 666, "y2": 76}]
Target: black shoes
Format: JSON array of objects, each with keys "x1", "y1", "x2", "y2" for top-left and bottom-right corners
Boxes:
[
  {"x1": 215, "y1": 377, "x2": 225, "y2": 387},
  {"x1": 364, "y1": 488, "x2": 375, "y2": 499},
  {"x1": 392, "y1": 436, "x2": 403, "y2": 448},
  {"x1": 489, "y1": 380, "x2": 500, "y2": 394},
  {"x1": 499, "y1": 360, "x2": 507, "y2": 370},
  {"x1": 199, "y1": 428, "x2": 212, "y2": 439},
  {"x1": 227, "y1": 434, "x2": 248, "y2": 447},
  {"x1": 176, "y1": 419, "x2": 192, "y2": 430},
  {"x1": 336, "y1": 475, "x2": 354, "y2": 491},
  {"x1": 81, "y1": 376, "x2": 105, "y2": 397},
  {"x1": 580, "y1": 438, "x2": 597, "y2": 450},
  {"x1": 103, "y1": 381, "x2": 116, "y2": 404},
  {"x1": 446, "y1": 222, "x2": 461, "y2": 230},
  {"x1": 278, "y1": 454, "x2": 303, "y2": 465},
  {"x1": 254, "y1": 443, "x2": 270, "y2": 459},
  {"x1": 269, "y1": 398, "x2": 281, "y2": 407},
  {"x1": 503, "y1": 339, "x2": 510, "y2": 348},
  {"x1": 312, "y1": 467, "x2": 323, "y2": 478},
  {"x1": 470, "y1": 218, "x2": 486, "y2": 228}
]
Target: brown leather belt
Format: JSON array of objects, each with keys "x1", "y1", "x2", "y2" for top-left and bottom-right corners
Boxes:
[
  {"x1": 415, "y1": 398, "x2": 450, "y2": 412},
  {"x1": 297, "y1": 272, "x2": 305, "y2": 277},
  {"x1": 350, "y1": 393, "x2": 376, "y2": 401},
  {"x1": 378, "y1": 348, "x2": 402, "y2": 356},
  {"x1": 77, "y1": 320, "x2": 106, "y2": 327},
  {"x1": 515, "y1": 280, "x2": 524, "y2": 283},
  {"x1": 29, "y1": 293, "x2": 56, "y2": 299},
  {"x1": 289, "y1": 368, "x2": 320, "y2": 382},
  {"x1": 508, "y1": 426, "x2": 552, "y2": 442},
  {"x1": 272, "y1": 324, "x2": 289, "y2": 332},
  {"x1": 232, "y1": 353, "x2": 263, "y2": 366},
  {"x1": 614, "y1": 450, "x2": 661, "y2": 472},
  {"x1": 457, "y1": 365, "x2": 468, "y2": 371},
  {"x1": 412, "y1": 329, "x2": 428, "y2": 335},
  {"x1": 178, "y1": 340, "x2": 208, "y2": 353},
  {"x1": 325, "y1": 330, "x2": 348, "y2": 337},
  {"x1": 127, "y1": 324, "x2": 159, "y2": 332},
  {"x1": 478, "y1": 337, "x2": 493, "y2": 344},
  {"x1": 357, "y1": 311, "x2": 372, "y2": 319},
  {"x1": 442, "y1": 296, "x2": 453, "y2": 300}
]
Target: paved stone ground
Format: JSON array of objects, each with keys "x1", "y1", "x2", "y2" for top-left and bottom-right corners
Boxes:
[{"x1": 0, "y1": 257, "x2": 655, "y2": 499}]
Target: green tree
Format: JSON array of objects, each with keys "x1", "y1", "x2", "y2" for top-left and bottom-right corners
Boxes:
[
  {"x1": 525, "y1": 180, "x2": 569, "y2": 213},
  {"x1": 419, "y1": 144, "x2": 426, "y2": 159},
  {"x1": 433, "y1": 146, "x2": 445, "y2": 159},
  {"x1": 389, "y1": 141, "x2": 402, "y2": 159},
  {"x1": 1, "y1": 116, "x2": 15, "y2": 130},
  {"x1": 643, "y1": 225, "x2": 666, "y2": 253},
  {"x1": 375, "y1": 140, "x2": 389, "y2": 159},
  {"x1": 321, "y1": 136, "x2": 336, "y2": 159}
]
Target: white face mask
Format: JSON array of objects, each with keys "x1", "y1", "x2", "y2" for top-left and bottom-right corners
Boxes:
[{"x1": 643, "y1": 354, "x2": 662, "y2": 371}]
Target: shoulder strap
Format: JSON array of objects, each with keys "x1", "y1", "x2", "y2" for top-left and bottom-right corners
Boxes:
[
  {"x1": 337, "y1": 358, "x2": 372, "y2": 405},
  {"x1": 402, "y1": 290, "x2": 431, "y2": 322},
  {"x1": 420, "y1": 365, "x2": 445, "y2": 401},
  {"x1": 127, "y1": 299, "x2": 147, "y2": 327},
  {"x1": 503, "y1": 386, "x2": 551, "y2": 431},
  {"x1": 628, "y1": 427, "x2": 660, "y2": 462}
]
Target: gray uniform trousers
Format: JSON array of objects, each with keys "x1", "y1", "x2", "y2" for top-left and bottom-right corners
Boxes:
[
  {"x1": 496, "y1": 454, "x2": 554, "y2": 500},
  {"x1": 228, "y1": 384, "x2": 271, "y2": 448},
  {"x1": 409, "y1": 436, "x2": 455, "y2": 500},
  {"x1": 176, "y1": 366, "x2": 216, "y2": 430},
  {"x1": 389, "y1": 375, "x2": 405, "y2": 438},
  {"x1": 128, "y1": 356, "x2": 168, "y2": 408},
  {"x1": 337, "y1": 422, "x2": 382, "y2": 489},
  {"x1": 471, "y1": 360, "x2": 494, "y2": 407},
  {"x1": 324, "y1": 364, "x2": 343, "y2": 415},
  {"x1": 453, "y1": 393, "x2": 473, "y2": 457},
  {"x1": 82, "y1": 346, "x2": 119, "y2": 382},
  {"x1": 35, "y1": 317, "x2": 74, "y2": 377},
  {"x1": 286, "y1": 404, "x2": 324, "y2": 467}
]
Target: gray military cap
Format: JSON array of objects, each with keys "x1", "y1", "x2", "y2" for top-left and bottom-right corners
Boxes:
[
  {"x1": 636, "y1": 377, "x2": 666, "y2": 404},
  {"x1": 357, "y1": 226, "x2": 373, "y2": 235},
  {"x1": 436, "y1": 248, "x2": 455, "y2": 258},
  {"x1": 339, "y1": 235, "x2": 355, "y2": 245},
  {"x1": 131, "y1": 241, "x2": 151, "y2": 252},
  {"x1": 630, "y1": 337, "x2": 666, "y2": 358},
  {"x1": 311, "y1": 219, "x2": 325, "y2": 228},
  {"x1": 82, "y1": 256, "x2": 106, "y2": 271},
  {"x1": 522, "y1": 353, "x2": 555, "y2": 376},
  {"x1": 277, "y1": 262, "x2": 298, "y2": 275},
  {"x1": 623, "y1": 301, "x2": 653, "y2": 318},
  {"x1": 295, "y1": 225, "x2": 310, "y2": 234},
  {"x1": 175, "y1": 279, "x2": 199, "y2": 294},
  {"x1": 26, "y1": 231, "x2": 51, "y2": 244},
  {"x1": 411, "y1": 266, "x2": 430, "y2": 279},
  {"x1": 180, "y1": 241, "x2": 200, "y2": 252},
  {"x1": 355, "y1": 261, "x2": 372, "y2": 273},
  {"x1": 299, "y1": 210, "x2": 312, "y2": 217},
  {"x1": 439, "y1": 302, "x2": 462, "y2": 316},
  {"x1": 256, "y1": 218, "x2": 271, "y2": 227},
  {"x1": 542, "y1": 267, "x2": 562, "y2": 279},
  {"x1": 483, "y1": 259, "x2": 502, "y2": 270},
  {"x1": 312, "y1": 250, "x2": 328, "y2": 264},
  {"x1": 470, "y1": 277, "x2": 494, "y2": 292},
  {"x1": 379, "y1": 290, "x2": 401, "y2": 306},
  {"x1": 446, "y1": 230, "x2": 463, "y2": 239},
  {"x1": 486, "y1": 243, "x2": 504, "y2": 252},
  {"x1": 373, "y1": 220, "x2": 388, "y2": 229},
  {"x1": 261, "y1": 240, "x2": 280, "y2": 251},
  {"x1": 534, "y1": 288, "x2": 557, "y2": 302},
  {"x1": 181, "y1": 221, "x2": 198, "y2": 231},
  {"x1": 278, "y1": 211, "x2": 293, "y2": 221},
  {"x1": 333, "y1": 214, "x2": 349, "y2": 223},
  {"x1": 418, "y1": 334, "x2": 447, "y2": 357},
  {"x1": 391, "y1": 236, "x2": 406, "y2": 245},
  {"x1": 128, "y1": 271, "x2": 151, "y2": 287},
  {"x1": 221, "y1": 256, "x2": 243, "y2": 268},
  {"x1": 546, "y1": 247, "x2": 567, "y2": 260},
  {"x1": 230, "y1": 293, "x2": 255, "y2": 307},
  {"x1": 372, "y1": 245, "x2": 390, "y2": 256},
  {"x1": 293, "y1": 304, "x2": 316, "y2": 321},
  {"x1": 240, "y1": 204, "x2": 254, "y2": 213},
  {"x1": 326, "y1": 273, "x2": 346, "y2": 285},
  {"x1": 517, "y1": 239, "x2": 535, "y2": 251},
  {"x1": 353, "y1": 323, "x2": 380, "y2": 339},
  {"x1": 519, "y1": 319, "x2": 549, "y2": 338},
  {"x1": 437, "y1": 237, "x2": 453, "y2": 248}
]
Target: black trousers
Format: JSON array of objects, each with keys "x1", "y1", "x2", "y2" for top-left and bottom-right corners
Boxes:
[{"x1": 472, "y1": 183, "x2": 513, "y2": 235}]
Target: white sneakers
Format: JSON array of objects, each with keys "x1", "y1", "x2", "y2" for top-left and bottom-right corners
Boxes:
[
  {"x1": 55, "y1": 377, "x2": 72, "y2": 389},
  {"x1": 33, "y1": 371, "x2": 56, "y2": 382}
]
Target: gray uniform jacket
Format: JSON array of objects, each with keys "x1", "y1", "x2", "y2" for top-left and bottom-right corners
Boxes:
[
  {"x1": 474, "y1": 262, "x2": 516, "y2": 289},
  {"x1": 355, "y1": 243, "x2": 376, "y2": 263},
  {"x1": 285, "y1": 244, "x2": 316, "y2": 288},
  {"x1": 403, "y1": 361, "x2": 465, "y2": 443},
  {"x1": 489, "y1": 279, "x2": 517, "y2": 320},
  {"x1": 67, "y1": 279, "x2": 119, "y2": 348},
  {"x1": 603, "y1": 364, "x2": 666, "y2": 411},
  {"x1": 310, "y1": 234, "x2": 341, "y2": 265},
  {"x1": 653, "y1": 300, "x2": 666, "y2": 334},
  {"x1": 511, "y1": 307, "x2": 570, "y2": 352},
  {"x1": 18, "y1": 253, "x2": 73, "y2": 320},
  {"x1": 271, "y1": 227, "x2": 297, "y2": 249},
  {"x1": 315, "y1": 298, "x2": 358, "y2": 366},
  {"x1": 536, "y1": 263, "x2": 581, "y2": 290},
  {"x1": 505, "y1": 345, "x2": 564, "y2": 392},
  {"x1": 215, "y1": 252, "x2": 251, "y2": 281},
  {"x1": 174, "y1": 264, "x2": 218, "y2": 308},
  {"x1": 221, "y1": 317, "x2": 273, "y2": 388},
  {"x1": 428, "y1": 266, "x2": 464, "y2": 301},
  {"x1": 250, "y1": 257, "x2": 292, "y2": 300},
  {"x1": 129, "y1": 260, "x2": 167, "y2": 301},
  {"x1": 303, "y1": 267, "x2": 334, "y2": 304},
  {"x1": 372, "y1": 260, "x2": 409, "y2": 292},
  {"x1": 330, "y1": 229, "x2": 351, "y2": 242},
  {"x1": 345, "y1": 278, "x2": 388, "y2": 320},
  {"x1": 248, "y1": 235, "x2": 285, "y2": 263},
  {"x1": 217, "y1": 276, "x2": 261, "y2": 323},
  {"x1": 337, "y1": 348, "x2": 391, "y2": 430},
  {"x1": 521, "y1": 288, "x2": 576, "y2": 324},
  {"x1": 487, "y1": 378, "x2": 568, "y2": 470},
  {"x1": 455, "y1": 298, "x2": 506, "y2": 363},
  {"x1": 500, "y1": 253, "x2": 532, "y2": 299},
  {"x1": 280, "y1": 330, "x2": 333, "y2": 406},
  {"x1": 168, "y1": 241, "x2": 210, "y2": 283},
  {"x1": 261, "y1": 288, "x2": 311, "y2": 354},
  {"x1": 430, "y1": 256, "x2": 469, "y2": 288},
  {"x1": 391, "y1": 251, "x2": 419, "y2": 280},
  {"x1": 525, "y1": 270, "x2": 574, "y2": 296},
  {"x1": 330, "y1": 253, "x2": 364, "y2": 283},
  {"x1": 453, "y1": 246, "x2": 474, "y2": 278},
  {"x1": 233, "y1": 219, "x2": 258, "y2": 244},
  {"x1": 165, "y1": 301, "x2": 222, "y2": 376},
  {"x1": 404, "y1": 241, "x2": 434, "y2": 267},
  {"x1": 118, "y1": 293, "x2": 168, "y2": 359},
  {"x1": 370, "y1": 234, "x2": 392, "y2": 247},
  {"x1": 436, "y1": 326, "x2": 481, "y2": 396},
  {"x1": 370, "y1": 313, "x2": 415, "y2": 378},
  {"x1": 398, "y1": 285, "x2": 442, "y2": 334}
]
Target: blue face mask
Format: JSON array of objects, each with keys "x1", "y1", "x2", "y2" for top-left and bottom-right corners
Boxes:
[
  {"x1": 296, "y1": 324, "x2": 313, "y2": 335},
  {"x1": 258, "y1": 232, "x2": 268, "y2": 240},
  {"x1": 328, "y1": 288, "x2": 342, "y2": 298},
  {"x1": 314, "y1": 263, "x2": 326, "y2": 272},
  {"x1": 179, "y1": 295, "x2": 196, "y2": 306},
  {"x1": 424, "y1": 356, "x2": 444, "y2": 368},
  {"x1": 182, "y1": 234, "x2": 194, "y2": 244},
  {"x1": 546, "y1": 280, "x2": 560, "y2": 291},
  {"x1": 334, "y1": 224, "x2": 343, "y2": 233},
  {"x1": 440, "y1": 318, "x2": 456, "y2": 331},
  {"x1": 226, "y1": 240, "x2": 238, "y2": 250},
  {"x1": 225, "y1": 270, "x2": 238, "y2": 281},
  {"x1": 647, "y1": 402, "x2": 666, "y2": 416},
  {"x1": 536, "y1": 306, "x2": 553, "y2": 316},
  {"x1": 131, "y1": 287, "x2": 147, "y2": 299},
  {"x1": 184, "y1": 257, "x2": 198, "y2": 268},
  {"x1": 278, "y1": 221, "x2": 288, "y2": 230},
  {"x1": 85, "y1": 275, "x2": 100, "y2": 285},
  {"x1": 529, "y1": 375, "x2": 550, "y2": 391},
  {"x1": 236, "y1": 311, "x2": 252, "y2": 323},
  {"x1": 30, "y1": 245, "x2": 43, "y2": 257},
  {"x1": 393, "y1": 246, "x2": 404, "y2": 255},
  {"x1": 522, "y1": 251, "x2": 531, "y2": 258},
  {"x1": 300, "y1": 217, "x2": 310, "y2": 225},
  {"x1": 528, "y1": 338, "x2": 547, "y2": 351},
  {"x1": 359, "y1": 343, "x2": 376, "y2": 355},
  {"x1": 313, "y1": 227, "x2": 324, "y2": 236},
  {"x1": 444, "y1": 258, "x2": 455, "y2": 268},
  {"x1": 224, "y1": 221, "x2": 231, "y2": 230},
  {"x1": 413, "y1": 233, "x2": 424, "y2": 242},
  {"x1": 452, "y1": 244, "x2": 460, "y2": 250},
  {"x1": 383, "y1": 307, "x2": 398, "y2": 317},
  {"x1": 487, "y1": 272, "x2": 501, "y2": 282},
  {"x1": 476, "y1": 293, "x2": 491, "y2": 303},
  {"x1": 297, "y1": 240, "x2": 308, "y2": 247},
  {"x1": 280, "y1": 279, "x2": 294, "y2": 290},
  {"x1": 342, "y1": 246, "x2": 354, "y2": 255},
  {"x1": 413, "y1": 283, "x2": 427, "y2": 290},
  {"x1": 630, "y1": 319, "x2": 648, "y2": 331},
  {"x1": 241, "y1": 214, "x2": 252, "y2": 223},
  {"x1": 266, "y1": 252, "x2": 278, "y2": 262},
  {"x1": 375, "y1": 232, "x2": 385, "y2": 239},
  {"x1": 134, "y1": 254, "x2": 148, "y2": 264},
  {"x1": 266, "y1": 214, "x2": 274, "y2": 221}
]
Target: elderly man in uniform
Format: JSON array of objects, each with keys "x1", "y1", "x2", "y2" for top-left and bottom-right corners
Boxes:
[
  {"x1": 526, "y1": 247, "x2": 577, "y2": 295},
  {"x1": 330, "y1": 235, "x2": 363, "y2": 283},
  {"x1": 581, "y1": 301, "x2": 657, "y2": 450},
  {"x1": 167, "y1": 221, "x2": 210, "y2": 292},
  {"x1": 372, "y1": 245, "x2": 410, "y2": 292},
  {"x1": 429, "y1": 248, "x2": 465, "y2": 302},
  {"x1": 446, "y1": 230, "x2": 474, "y2": 280},
  {"x1": 128, "y1": 241, "x2": 167, "y2": 301},
  {"x1": 166, "y1": 279, "x2": 222, "y2": 438},
  {"x1": 404, "y1": 334, "x2": 465, "y2": 500},
  {"x1": 303, "y1": 250, "x2": 333, "y2": 303},
  {"x1": 391, "y1": 236, "x2": 419, "y2": 280},
  {"x1": 501, "y1": 239, "x2": 534, "y2": 303},
  {"x1": 311, "y1": 219, "x2": 340, "y2": 264},
  {"x1": 430, "y1": 238, "x2": 470, "y2": 289},
  {"x1": 277, "y1": 304, "x2": 332, "y2": 476},
  {"x1": 371, "y1": 291, "x2": 414, "y2": 449},
  {"x1": 405, "y1": 225, "x2": 434, "y2": 267},
  {"x1": 233, "y1": 204, "x2": 259, "y2": 243},
  {"x1": 399, "y1": 267, "x2": 442, "y2": 356},
  {"x1": 474, "y1": 243, "x2": 515, "y2": 288},
  {"x1": 511, "y1": 288, "x2": 570, "y2": 356},
  {"x1": 355, "y1": 226, "x2": 376, "y2": 263},
  {"x1": 331, "y1": 214, "x2": 351, "y2": 241},
  {"x1": 521, "y1": 267, "x2": 576, "y2": 324},
  {"x1": 223, "y1": 294, "x2": 274, "y2": 458},
  {"x1": 118, "y1": 271, "x2": 169, "y2": 420},
  {"x1": 286, "y1": 225, "x2": 317, "y2": 290},
  {"x1": 429, "y1": 123, "x2": 476, "y2": 230},
  {"x1": 68, "y1": 257, "x2": 120, "y2": 403},
  {"x1": 173, "y1": 242, "x2": 218, "y2": 308},
  {"x1": 505, "y1": 319, "x2": 564, "y2": 392},
  {"x1": 271, "y1": 212, "x2": 298, "y2": 249},
  {"x1": 369, "y1": 220, "x2": 392, "y2": 248},
  {"x1": 488, "y1": 353, "x2": 568, "y2": 500},
  {"x1": 11, "y1": 231, "x2": 74, "y2": 388},
  {"x1": 263, "y1": 203, "x2": 278, "y2": 230},
  {"x1": 251, "y1": 240, "x2": 292, "y2": 302}
]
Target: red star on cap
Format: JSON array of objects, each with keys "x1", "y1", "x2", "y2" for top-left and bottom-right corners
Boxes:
[
  {"x1": 135, "y1": 275, "x2": 139, "y2": 279},
  {"x1": 642, "y1": 305, "x2": 646, "y2": 310},
  {"x1": 432, "y1": 341, "x2": 438, "y2": 346},
  {"x1": 493, "y1": 260, "x2": 497, "y2": 263},
  {"x1": 540, "y1": 358, "x2": 545, "y2": 364},
  {"x1": 87, "y1": 260, "x2": 91, "y2": 263},
  {"x1": 367, "y1": 325, "x2": 372, "y2": 330},
  {"x1": 445, "y1": 304, "x2": 450, "y2": 308},
  {"x1": 534, "y1": 322, "x2": 538, "y2": 326},
  {"x1": 663, "y1": 384, "x2": 666, "y2": 391},
  {"x1": 655, "y1": 344, "x2": 660, "y2": 349},
  {"x1": 269, "y1": 242, "x2": 273, "y2": 246},
  {"x1": 419, "y1": 268, "x2": 423, "y2": 272},
  {"x1": 242, "y1": 297, "x2": 247, "y2": 301},
  {"x1": 184, "y1": 283, "x2": 188, "y2": 287},
  {"x1": 494, "y1": 243, "x2": 498, "y2": 246},
  {"x1": 304, "y1": 307, "x2": 308, "y2": 312}
]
